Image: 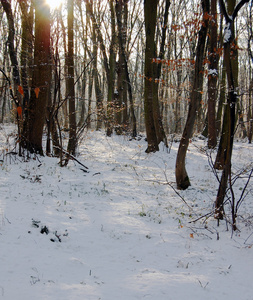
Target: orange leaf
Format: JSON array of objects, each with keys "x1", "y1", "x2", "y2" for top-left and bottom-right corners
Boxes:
[
  {"x1": 17, "y1": 106, "x2": 22, "y2": 116},
  {"x1": 34, "y1": 87, "x2": 40, "y2": 98},
  {"x1": 18, "y1": 85, "x2": 24, "y2": 96},
  {"x1": 190, "y1": 233, "x2": 194, "y2": 238}
]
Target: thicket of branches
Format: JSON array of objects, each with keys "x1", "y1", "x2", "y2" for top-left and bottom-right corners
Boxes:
[
  {"x1": 0, "y1": 0, "x2": 252, "y2": 226},
  {"x1": 0, "y1": 0, "x2": 252, "y2": 139}
]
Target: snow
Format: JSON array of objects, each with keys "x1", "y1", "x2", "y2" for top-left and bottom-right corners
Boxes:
[
  {"x1": 224, "y1": 23, "x2": 232, "y2": 43},
  {"x1": 0, "y1": 124, "x2": 253, "y2": 300},
  {"x1": 208, "y1": 69, "x2": 218, "y2": 77}
]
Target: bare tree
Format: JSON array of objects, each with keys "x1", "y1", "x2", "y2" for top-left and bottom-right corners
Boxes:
[
  {"x1": 175, "y1": 0, "x2": 209, "y2": 190},
  {"x1": 21, "y1": 0, "x2": 51, "y2": 154},
  {"x1": 67, "y1": 0, "x2": 77, "y2": 155},
  {"x1": 214, "y1": 0, "x2": 250, "y2": 220},
  {"x1": 207, "y1": 0, "x2": 218, "y2": 148},
  {"x1": 143, "y1": 0, "x2": 170, "y2": 153}
]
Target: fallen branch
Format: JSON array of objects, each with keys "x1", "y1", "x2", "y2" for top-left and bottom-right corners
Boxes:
[{"x1": 53, "y1": 146, "x2": 89, "y2": 170}]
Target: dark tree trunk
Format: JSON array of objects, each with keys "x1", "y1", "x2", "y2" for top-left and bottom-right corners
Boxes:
[
  {"x1": 143, "y1": 0, "x2": 169, "y2": 152},
  {"x1": 115, "y1": 0, "x2": 137, "y2": 137},
  {"x1": 18, "y1": 0, "x2": 33, "y2": 112},
  {"x1": 144, "y1": 0, "x2": 159, "y2": 153},
  {"x1": 207, "y1": 0, "x2": 218, "y2": 148},
  {"x1": 175, "y1": 0, "x2": 209, "y2": 190},
  {"x1": 67, "y1": 0, "x2": 77, "y2": 155},
  {"x1": 1, "y1": 0, "x2": 21, "y2": 89},
  {"x1": 214, "y1": 0, "x2": 250, "y2": 220},
  {"x1": 21, "y1": 0, "x2": 51, "y2": 154},
  {"x1": 152, "y1": 0, "x2": 170, "y2": 147}
]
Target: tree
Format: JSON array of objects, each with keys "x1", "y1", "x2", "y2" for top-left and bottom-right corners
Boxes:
[
  {"x1": 85, "y1": 0, "x2": 116, "y2": 136},
  {"x1": 214, "y1": 0, "x2": 250, "y2": 221},
  {"x1": 175, "y1": 0, "x2": 209, "y2": 190},
  {"x1": 143, "y1": 0, "x2": 159, "y2": 152},
  {"x1": 67, "y1": 0, "x2": 77, "y2": 155},
  {"x1": 1, "y1": 0, "x2": 22, "y2": 153},
  {"x1": 17, "y1": 0, "x2": 33, "y2": 113},
  {"x1": 143, "y1": 0, "x2": 169, "y2": 153},
  {"x1": 115, "y1": 0, "x2": 137, "y2": 137},
  {"x1": 207, "y1": 0, "x2": 218, "y2": 148},
  {"x1": 21, "y1": 0, "x2": 51, "y2": 154},
  {"x1": 247, "y1": 1, "x2": 253, "y2": 143}
]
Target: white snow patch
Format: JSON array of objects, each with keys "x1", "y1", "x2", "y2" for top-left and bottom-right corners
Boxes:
[{"x1": 0, "y1": 124, "x2": 253, "y2": 299}]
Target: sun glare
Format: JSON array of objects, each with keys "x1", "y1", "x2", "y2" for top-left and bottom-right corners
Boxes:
[{"x1": 45, "y1": 0, "x2": 63, "y2": 10}]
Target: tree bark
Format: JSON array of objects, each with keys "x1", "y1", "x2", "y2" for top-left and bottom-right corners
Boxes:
[
  {"x1": 144, "y1": 0, "x2": 159, "y2": 153},
  {"x1": 214, "y1": 0, "x2": 250, "y2": 220},
  {"x1": 175, "y1": 0, "x2": 209, "y2": 190},
  {"x1": 207, "y1": 0, "x2": 218, "y2": 148},
  {"x1": 18, "y1": 0, "x2": 33, "y2": 111},
  {"x1": 21, "y1": 0, "x2": 51, "y2": 154},
  {"x1": 153, "y1": 0, "x2": 170, "y2": 147},
  {"x1": 115, "y1": 0, "x2": 137, "y2": 137},
  {"x1": 106, "y1": 0, "x2": 117, "y2": 137},
  {"x1": 67, "y1": 0, "x2": 77, "y2": 155}
]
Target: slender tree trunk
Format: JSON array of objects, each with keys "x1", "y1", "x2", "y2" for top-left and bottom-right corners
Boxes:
[
  {"x1": 144, "y1": 0, "x2": 159, "y2": 153},
  {"x1": 214, "y1": 0, "x2": 250, "y2": 220},
  {"x1": 1, "y1": 0, "x2": 23, "y2": 153},
  {"x1": 86, "y1": 67, "x2": 93, "y2": 129},
  {"x1": 59, "y1": 6, "x2": 69, "y2": 130},
  {"x1": 1, "y1": 0, "x2": 21, "y2": 90},
  {"x1": 67, "y1": 0, "x2": 77, "y2": 155},
  {"x1": 248, "y1": 78, "x2": 253, "y2": 143},
  {"x1": 207, "y1": 0, "x2": 218, "y2": 148},
  {"x1": 106, "y1": 0, "x2": 117, "y2": 137},
  {"x1": 92, "y1": 28, "x2": 104, "y2": 131},
  {"x1": 115, "y1": 0, "x2": 137, "y2": 137},
  {"x1": 18, "y1": 0, "x2": 33, "y2": 112},
  {"x1": 152, "y1": 0, "x2": 170, "y2": 147},
  {"x1": 216, "y1": 64, "x2": 226, "y2": 138},
  {"x1": 175, "y1": 0, "x2": 209, "y2": 190}
]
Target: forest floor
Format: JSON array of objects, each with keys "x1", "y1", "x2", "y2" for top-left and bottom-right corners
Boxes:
[{"x1": 0, "y1": 124, "x2": 253, "y2": 300}]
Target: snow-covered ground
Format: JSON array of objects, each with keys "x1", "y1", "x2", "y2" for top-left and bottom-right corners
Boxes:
[{"x1": 0, "y1": 124, "x2": 253, "y2": 300}]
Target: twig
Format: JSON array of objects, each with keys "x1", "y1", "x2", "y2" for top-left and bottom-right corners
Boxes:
[
  {"x1": 53, "y1": 146, "x2": 89, "y2": 170},
  {"x1": 166, "y1": 181, "x2": 193, "y2": 211},
  {"x1": 244, "y1": 231, "x2": 253, "y2": 245},
  {"x1": 235, "y1": 168, "x2": 253, "y2": 213},
  {"x1": 189, "y1": 210, "x2": 215, "y2": 223}
]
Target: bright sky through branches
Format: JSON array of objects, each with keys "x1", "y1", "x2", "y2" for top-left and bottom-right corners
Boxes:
[{"x1": 45, "y1": 0, "x2": 63, "y2": 10}]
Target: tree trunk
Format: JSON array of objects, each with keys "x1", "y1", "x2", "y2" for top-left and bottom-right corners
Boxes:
[
  {"x1": 18, "y1": 0, "x2": 33, "y2": 112},
  {"x1": 207, "y1": 0, "x2": 218, "y2": 148},
  {"x1": 106, "y1": 0, "x2": 117, "y2": 137},
  {"x1": 152, "y1": 0, "x2": 170, "y2": 147},
  {"x1": 175, "y1": 0, "x2": 209, "y2": 190},
  {"x1": 59, "y1": 7, "x2": 69, "y2": 130},
  {"x1": 115, "y1": 0, "x2": 137, "y2": 137},
  {"x1": 143, "y1": 0, "x2": 169, "y2": 152},
  {"x1": 216, "y1": 64, "x2": 226, "y2": 138},
  {"x1": 248, "y1": 79, "x2": 253, "y2": 143},
  {"x1": 214, "y1": 0, "x2": 250, "y2": 220},
  {"x1": 1, "y1": 0, "x2": 23, "y2": 154},
  {"x1": 67, "y1": 0, "x2": 77, "y2": 155},
  {"x1": 21, "y1": 0, "x2": 51, "y2": 154},
  {"x1": 144, "y1": 0, "x2": 159, "y2": 153}
]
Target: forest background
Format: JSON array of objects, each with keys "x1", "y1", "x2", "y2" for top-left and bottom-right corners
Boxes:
[{"x1": 0, "y1": 0, "x2": 252, "y2": 226}]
